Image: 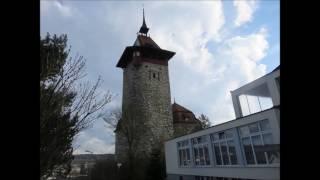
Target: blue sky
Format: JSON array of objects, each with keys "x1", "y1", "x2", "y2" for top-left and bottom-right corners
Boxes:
[{"x1": 41, "y1": 0, "x2": 279, "y2": 154}]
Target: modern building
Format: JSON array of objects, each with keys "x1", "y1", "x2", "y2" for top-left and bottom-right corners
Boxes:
[{"x1": 165, "y1": 66, "x2": 280, "y2": 180}]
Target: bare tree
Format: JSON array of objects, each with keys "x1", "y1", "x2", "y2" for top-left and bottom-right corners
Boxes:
[
  {"x1": 103, "y1": 107, "x2": 122, "y2": 130},
  {"x1": 198, "y1": 114, "x2": 211, "y2": 129},
  {"x1": 40, "y1": 34, "x2": 113, "y2": 179}
]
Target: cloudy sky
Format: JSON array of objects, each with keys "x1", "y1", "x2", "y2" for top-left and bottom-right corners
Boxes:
[{"x1": 40, "y1": 0, "x2": 279, "y2": 154}]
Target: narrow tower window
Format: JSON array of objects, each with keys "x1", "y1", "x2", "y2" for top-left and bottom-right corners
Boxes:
[{"x1": 133, "y1": 51, "x2": 140, "y2": 57}]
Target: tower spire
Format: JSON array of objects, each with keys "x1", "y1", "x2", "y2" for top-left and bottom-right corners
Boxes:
[{"x1": 139, "y1": 7, "x2": 149, "y2": 35}]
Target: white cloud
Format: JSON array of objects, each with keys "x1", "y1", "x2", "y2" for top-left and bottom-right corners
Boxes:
[
  {"x1": 41, "y1": 1, "x2": 275, "y2": 153},
  {"x1": 141, "y1": 2, "x2": 269, "y2": 124},
  {"x1": 40, "y1": 0, "x2": 74, "y2": 18},
  {"x1": 205, "y1": 28, "x2": 268, "y2": 124},
  {"x1": 73, "y1": 131, "x2": 115, "y2": 154},
  {"x1": 233, "y1": 0, "x2": 258, "y2": 27}
]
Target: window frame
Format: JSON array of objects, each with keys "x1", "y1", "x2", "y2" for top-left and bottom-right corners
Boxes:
[
  {"x1": 238, "y1": 119, "x2": 279, "y2": 166},
  {"x1": 191, "y1": 135, "x2": 212, "y2": 167},
  {"x1": 210, "y1": 129, "x2": 239, "y2": 166},
  {"x1": 177, "y1": 140, "x2": 192, "y2": 167}
]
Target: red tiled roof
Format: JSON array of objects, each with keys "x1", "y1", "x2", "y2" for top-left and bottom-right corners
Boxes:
[
  {"x1": 172, "y1": 103, "x2": 192, "y2": 113},
  {"x1": 172, "y1": 103, "x2": 201, "y2": 124},
  {"x1": 137, "y1": 35, "x2": 160, "y2": 49}
]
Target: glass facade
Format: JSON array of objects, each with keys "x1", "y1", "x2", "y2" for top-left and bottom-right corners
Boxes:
[
  {"x1": 239, "y1": 120, "x2": 280, "y2": 165},
  {"x1": 210, "y1": 129, "x2": 238, "y2": 165},
  {"x1": 238, "y1": 83, "x2": 273, "y2": 117},
  {"x1": 192, "y1": 135, "x2": 211, "y2": 166},
  {"x1": 177, "y1": 140, "x2": 191, "y2": 167},
  {"x1": 176, "y1": 119, "x2": 279, "y2": 167}
]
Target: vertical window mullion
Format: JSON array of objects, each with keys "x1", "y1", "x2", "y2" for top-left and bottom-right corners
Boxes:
[
  {"x1": 226, "y1": 140, "x2": 232, "y2": 165},
  {"x1": 250, "y1": 136, "x2": 257, "y2": 164},
  {"x1": 245, "y1": 95, "x2": 251, "y2": 114},
  {"x1": 200, "y1": 145, "x2": 204, "y2": 166},
  {"x1": 200, "y1": 144, "x2": 205, "y2": 166},
  {"x1": 260, "y1": 133, "x2": 269, "y2": 165},
  {"x1": 259, "y1": 122, "x2": 269, "y2": 165},
  {"x1": 257, "y1": 96, "x2": 262, "y2": 111},
  {"x1": 201, "y1": 145, "x2": 205, "y2": 166},
  {"x1": 219, "y1": 141, "x2": 224, "y2": 165}
]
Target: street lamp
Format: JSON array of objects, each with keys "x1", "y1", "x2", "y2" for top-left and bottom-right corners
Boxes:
[{"x1": 117, "y1": 162, "x2": 122, "y2": 178}]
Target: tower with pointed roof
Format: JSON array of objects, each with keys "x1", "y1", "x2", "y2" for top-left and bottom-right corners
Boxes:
[{"x1": 115, "y1": 9, "x2": 176, "y2": 162}]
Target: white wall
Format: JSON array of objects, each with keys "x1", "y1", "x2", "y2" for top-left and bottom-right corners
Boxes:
[
  {"x1": 231, "y1": 69, "x2": 280, "y2": 118},
  {"x1": 165, "y1": 108, "x2": 280, "y2": 180}
]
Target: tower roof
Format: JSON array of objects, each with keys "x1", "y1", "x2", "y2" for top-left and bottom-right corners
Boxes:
[
  {"x1": 172, "y1": 102, "x2": 193, "y2": 113},
  {"x1": 135, "y1": 35, "x2": 160, "y2": 49},
  {"x1": 116, "y1": 46, "x2": 175, "y2": 68},
  {"x1": 172, "y1": 103, "x2": 201, "y2": 124},
  {"x1": 116, "y1": 8, "x2": 175, "y2": 69},
  {"x1": 139, "y1": 8, "x2": 149, "y2": 35}
]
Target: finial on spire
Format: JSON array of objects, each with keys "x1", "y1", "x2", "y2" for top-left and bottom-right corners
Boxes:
[{"x1": 139, "y1": 6, "x2": 149, "y2": 35}]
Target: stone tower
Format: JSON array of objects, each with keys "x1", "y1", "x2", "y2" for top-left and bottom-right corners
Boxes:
[{"x1": 115, "y1": 9, "x2": 176, "y2": 162}]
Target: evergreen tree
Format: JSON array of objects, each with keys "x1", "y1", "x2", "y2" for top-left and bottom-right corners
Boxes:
[{"x1": 40, "y1": 33, "x2": 112, "y2": 179}]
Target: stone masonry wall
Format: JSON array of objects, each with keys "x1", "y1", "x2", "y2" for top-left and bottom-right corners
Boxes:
[{"x1": 116, "y1": 57, "x2": 174, "y2": 162}]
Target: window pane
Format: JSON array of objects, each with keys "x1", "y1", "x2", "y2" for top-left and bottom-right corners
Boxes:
[
  {"x1": 252, "y1": 135, "x2": 267, "y2": 164},
  {"x1": 263, "y1": 134, "x2": 280, "y2": 164},
  {"x1": 199, "y1": 147, "x2": 205, "y2": 165},
  {"x1": 203, "y1": 136, "x2": 207, "y2": 142},
  {"x1": 242, "y1": 137, "x2": 255, "y2": 164},
  {"x1": 227, "y1": 140, "x2": 238, "y2": 165},
  {"x1": 247, "y1": 95, "x2": 261, "y2": 113},
  {"x1": 179, "y1": 150, "x2": 183, "y2": 166},
  {"x1": 192, "y1": 138, "x2": 197, "y2": 144},
  {"x1": 214, "y1": 143, "x2": 222, "y2": 165},
  {"x1": 182, "y1": 149, "x2": 187, "y2": 165},
  {"x1": 239, "y1": 126, "x2": 250, "y2": 137},
  {"x1": 260, "y1": 120, "x2": 271, "y2": 131},
  {"x1": 239, "y1": 95, "x2": 250, "y2": 116},
  {"x1": 186, "y1": 149, "x2": 190, "y2": 161},
  {"x1": 204, "y1": 145, "x2": 211, "y2": 165},
  {"x1": 211, "y1": 133, "x2": 219, "y2": 141},
  {"x1": 259, "y1": 97, "x2": 273, "y2": 110},
  {"x1": 262, "y1": 133, "x2": 273, "y2": 144},
  {"x1": 249, "y1": 123, "x2": 259, "y2": 133},
  {"x1": 225, "y1": 130, "x2": 233, "y2": 139},
  {"x1": 194, "y1": 148, "x2": 199, "y2": 165},
  {"x1": 219, "y1": 132, "x2": 225, "y2": 140},
  {"x1": 220, "y1": 142, "x2": 230, "y2": 165}
]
